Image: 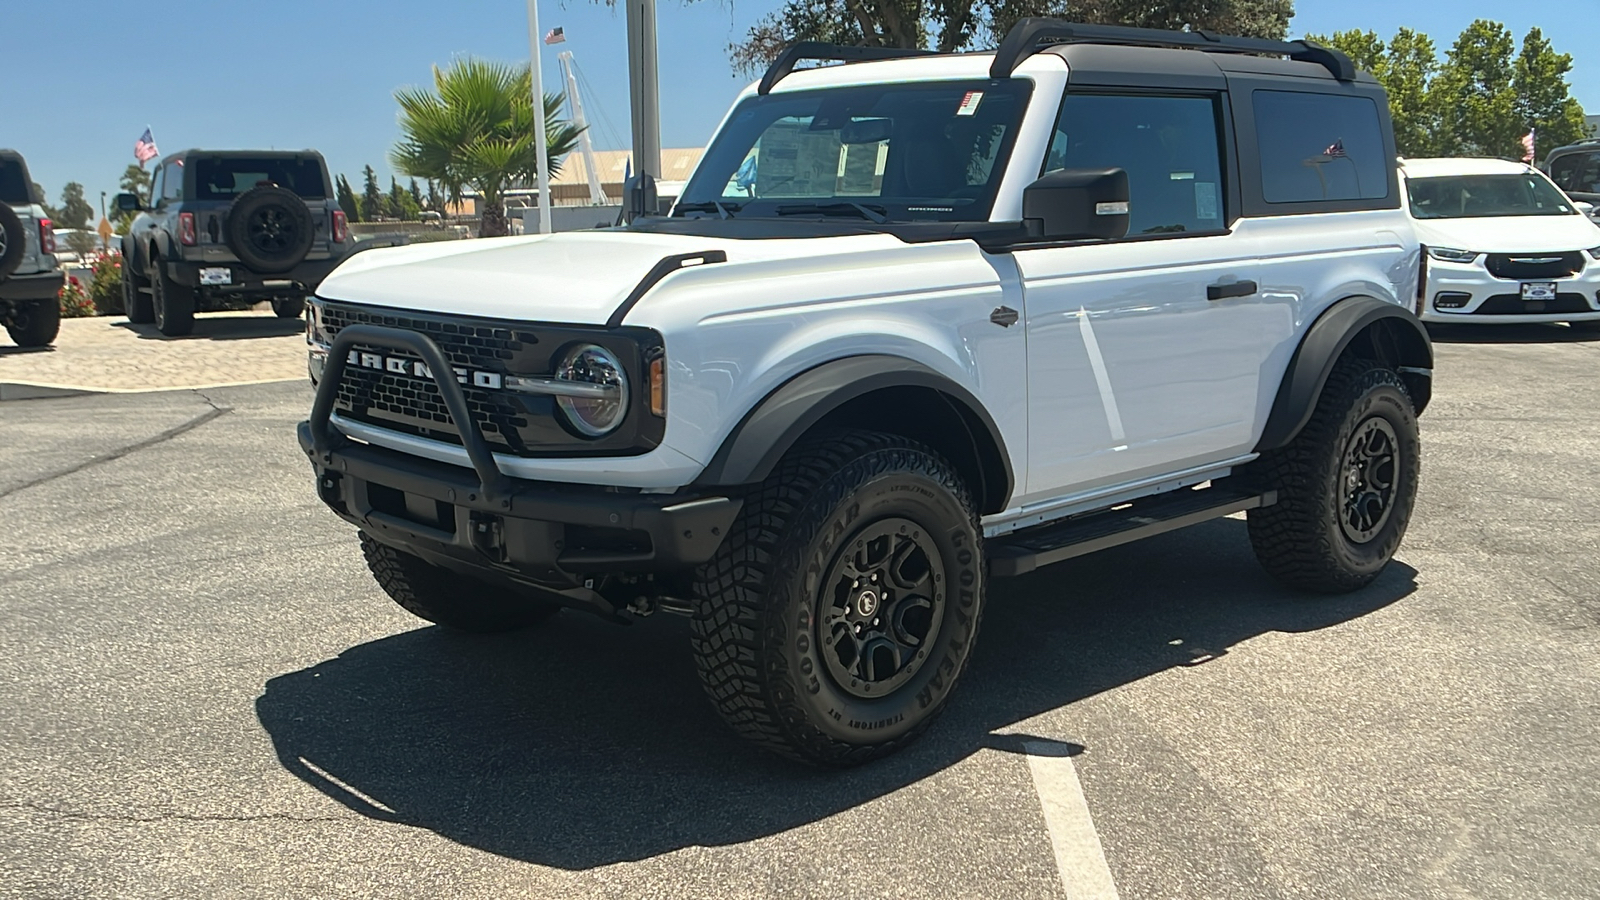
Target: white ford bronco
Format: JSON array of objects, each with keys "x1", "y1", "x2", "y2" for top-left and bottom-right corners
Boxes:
[{"x1": 301, "y1": 19, "x2": 1432, "y2": 765}]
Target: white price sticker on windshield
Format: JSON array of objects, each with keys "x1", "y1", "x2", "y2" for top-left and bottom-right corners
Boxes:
[{"x1": 957, "y1": 91, "x2": 984, "y2": 116}]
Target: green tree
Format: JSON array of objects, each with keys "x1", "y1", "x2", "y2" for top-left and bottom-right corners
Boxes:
[
  {"x1": 390, "y1": 58, "x2": 582, "y2": 237},
  {"x1": 388, "y1": 177, "x2": 421, "y2": 221},
  {"x1": 335, "y1": 174, "x2": 361, "y2": 223},
  {"x1": 1433, "y1": 20, "x2": 1519, "y2": 157},
  {"x1": 360, "y1": 165, "x2": 385, "y2": 222},
  {"x1": 31, "y1": 182, "x2": 59, "y2": 220},
  {"x1": 1513, "y1": 27, "x2": 1590, "y2": 155},
  {"x1": 426, "y1": 179, "x2": 446, "y2": 213},
  {"x1": 56, "y1": 182, "x2": 94, "y2": 230},
  {"x1": 1310, "y1": 28, "x2": 1447, "y2": 157},
  {"x1": 731, "y1": 0, "x2": 1295, "y2": 73},
  {"x1": 112, "y1": 165, "x2": 152, "y2": 231}
]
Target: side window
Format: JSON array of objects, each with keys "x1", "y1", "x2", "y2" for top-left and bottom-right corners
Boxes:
[
  {"x1": 162, "y1": 163, "x2": 183, "y2": 202},
  {"x1": 148, "y1": 166, "x2": 164, "y2": 206},
  {"x1": 1043, "y1": 93, "x2": 1226, "y2": 236},
  {"x1": 1254, "y1": 90, "x2": 1388, "y2": 203},
  {"x1": 1550, "y1": 152, "x2": 1600, "y2": 195}
]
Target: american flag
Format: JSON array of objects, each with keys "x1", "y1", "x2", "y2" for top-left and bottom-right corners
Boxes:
[
  {"x1": 1521, "y1": 128, "x2": 1536, "y2": 163},
  {"x1": 134, "y1": 127, "x2": 159, "y2": 167},
  {"x1": 543, "y1": 26, "x2": 565, "y2": 45},
  {"x1": 1323, "y1": 139, "x2": 1347, "y2": 159}
]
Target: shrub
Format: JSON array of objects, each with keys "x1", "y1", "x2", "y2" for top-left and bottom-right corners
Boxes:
[
  {"x1": 59, "y1": 276, "x2": 95, "y2": 318},
  {"x1": 88, "y1": 255, "x2": 124, "y2": 316}
]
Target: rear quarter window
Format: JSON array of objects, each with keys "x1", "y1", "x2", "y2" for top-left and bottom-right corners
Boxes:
[
  {"x1": 1549, "y1": 151, "x2": 1600, "y2": 194},
  {"x1": 1253, "y1": 90, "x2": 1389, "y2": 204},
  {"x1": 0, "y1": 160, "x2": 31, "y2": 204}
]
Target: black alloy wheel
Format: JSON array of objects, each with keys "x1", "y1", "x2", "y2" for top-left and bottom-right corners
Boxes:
[
  {"x1": 248, "y1": 206, "x2": 299, "y2": 256},
  {"x1": 817, "y1": 518, "x2": 945, "y2": 699},
  {"x1": 1339, "y1": 416, "x2": 1399, "y2": 544}
]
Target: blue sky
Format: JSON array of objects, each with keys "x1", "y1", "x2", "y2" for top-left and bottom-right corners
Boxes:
[{"x1": 3, "y1": 0, "x2": 1595, "y2": 217}]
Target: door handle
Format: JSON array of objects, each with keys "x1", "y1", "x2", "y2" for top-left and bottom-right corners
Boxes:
[{"x1": 1207, "y1": 279, "x2": 1258, "y2": 301}]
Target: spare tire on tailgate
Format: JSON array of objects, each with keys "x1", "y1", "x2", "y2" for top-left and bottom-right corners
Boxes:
[
  {"x1": 0, "y1": 203, "x2": 26, "y2": 279},
  {"x1": 224, "y1": 185, "x2": 314, "y2": 274}
]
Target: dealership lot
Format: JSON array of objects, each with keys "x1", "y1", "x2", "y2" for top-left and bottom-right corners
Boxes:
[{"x1": 1, "y1": 326, "x2": 1598, "y2": 899}]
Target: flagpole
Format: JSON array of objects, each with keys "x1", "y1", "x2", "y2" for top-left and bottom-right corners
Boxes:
[{"x1": 525, "y1": 0, "x2": 553, "y2": 235}]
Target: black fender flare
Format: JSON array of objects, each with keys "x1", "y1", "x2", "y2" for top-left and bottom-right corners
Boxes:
[
  {"x1": 1256, "y1": 296, "x2": 1433, "y2": 452},
  {"x1": 695, "y1": 355, "x2": 1015, "y2": 513}
]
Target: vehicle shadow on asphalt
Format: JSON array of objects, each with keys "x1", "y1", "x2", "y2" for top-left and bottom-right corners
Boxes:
[
  {"x1": 255, "y1": 518, "x2": 1414, "y2": 869},
  {"x1": 0, "y1": 344, "x2": 53, "y2": 357},
  {"x1": 1425, "y1": 322, "x2": 1600, "y2": 344},
  {"x1": 115, "y1": 317, "x2": 305, "y2": 341}
]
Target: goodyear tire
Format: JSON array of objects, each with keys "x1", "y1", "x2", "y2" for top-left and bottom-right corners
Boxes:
[
  {"x1": 271, "y1": 297, "x2": 306, "y2": 319},
  {"x1": 4, "y1": 300, "x2": 60, "y2": 348},
  {"x1": 0, "y1": 203, "x2": 24, "y2": 278},
  {"x1": 691, "y1": 430, "x2": 985, "y2": 766},
  {"x1": 151, "y1": 256, "x2": 195, "y2": 337},
  {"x1": 360, "y1": 534, "x2": 562, "y2": 633},
  {"x1": 122, "y1": 252, "x2": 153, "y2": 323},
  {"x1": 1247, "y1": 358, "x2": 1420, "y2": 593},
  {"x1": 225, "y1": 186, "x2": 314, "y2": 274}
]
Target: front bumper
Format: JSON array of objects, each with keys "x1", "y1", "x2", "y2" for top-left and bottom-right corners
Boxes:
[
  {"x1": 1420, "y1": 256, "x2": 1600, "y2": 323},
  {"x1": 300, "y1": 324, "x2": 740, "y2": 603},
  {"x1": 0, "y1": 269, "x2": 65, "y2": 305}
]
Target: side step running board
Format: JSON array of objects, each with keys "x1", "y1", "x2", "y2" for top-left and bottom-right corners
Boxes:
[{"x1": 987, "y1": 486, "x2": 1276, "y2": 577}]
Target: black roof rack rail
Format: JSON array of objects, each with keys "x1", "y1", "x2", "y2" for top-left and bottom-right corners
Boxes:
[
  {"x1": 989, "y1": 17, "x2": 1357, "y2": 82},
  {"x1": 759, "y1": 42, "x2": 937, "y2": 94}
]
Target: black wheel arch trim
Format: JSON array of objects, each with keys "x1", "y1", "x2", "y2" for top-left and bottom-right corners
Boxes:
[
  {"x1": 1256, "y1": 296, "x2": 1432, "y2": 452},
  {"x1": 694, "y1": 354, "x2": 1015, "y2": 513}
]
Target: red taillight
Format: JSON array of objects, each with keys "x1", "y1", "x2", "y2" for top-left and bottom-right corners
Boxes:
[
  {"x1": 332, "y1": 210, "x2": 348, "y2": 243},
  {"x1": 179, "y1": 212, "x2": 197, "y2": 246},
  {"x1": 38, "y1": 218, "x2": 55, "y2": 254}
]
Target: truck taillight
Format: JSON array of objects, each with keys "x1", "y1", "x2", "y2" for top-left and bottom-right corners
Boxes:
[
  {"x1": 332, "y1": 210, "x2": 348, "y2": 243},
  {"x1": 38, "y1": 218, "x2": 55, "y2": 254},
  {"x1": 179, "y1": 212, "x2": 197, "y2": 246}
]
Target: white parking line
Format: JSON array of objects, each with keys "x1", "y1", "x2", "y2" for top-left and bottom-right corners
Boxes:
[{"x1": 1023, "y1": 740, "x2": 1121, "y2": 900}]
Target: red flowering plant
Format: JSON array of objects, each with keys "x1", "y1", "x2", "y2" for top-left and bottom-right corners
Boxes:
[{"x1": 88, "y1": 254, "x2": 124, "y2": 316}]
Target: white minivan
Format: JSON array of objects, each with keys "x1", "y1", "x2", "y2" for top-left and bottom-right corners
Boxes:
[{"x1": 1402, "y1": 157, "x2": 1600, "y2": 328}]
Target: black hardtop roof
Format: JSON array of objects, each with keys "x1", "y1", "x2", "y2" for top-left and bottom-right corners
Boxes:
[
  {"x1": 162, "y1": 148, "x2": 328, "y2": 164},
  {"x1": 1547, "y1": 139, "x2": 1600, "y2": 158},
  {"x1": 760, "y1": 17, "x2": 1364, "y2": 94}
]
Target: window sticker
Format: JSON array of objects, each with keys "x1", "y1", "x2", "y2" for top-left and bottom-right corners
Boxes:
[
  {"x1": 956, "y1": 91, "x2": 984, "y2": 116},
  {"x1": 1195, "y1": 181, "x2": 1219, "y2": 220}
]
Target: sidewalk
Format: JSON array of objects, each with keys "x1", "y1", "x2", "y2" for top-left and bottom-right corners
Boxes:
[{"x1": 0, "y1": 310, "x2": 309, "y2": 396}]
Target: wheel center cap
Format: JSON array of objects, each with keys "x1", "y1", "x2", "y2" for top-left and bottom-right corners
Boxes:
[{"x1": 855, "y1": 589, "x2": 880, "y2": 618}]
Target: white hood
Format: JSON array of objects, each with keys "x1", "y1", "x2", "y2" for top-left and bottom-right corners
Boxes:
[{"x1": 1412, "y1": 214, "x2": 1600, "y2": 254}]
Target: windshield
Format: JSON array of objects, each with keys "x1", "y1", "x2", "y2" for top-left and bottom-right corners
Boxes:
[
  {"x1": 1549, "y1": 150, "x2": 1600, "y2": 195},
  {"x1": 675, "y1": 81, "x2": 1030, "y2": 222},
  {"x1": 1407, "y1": 173, "x2": 1575, "y2": 219},
  {"x1": 190, "y1": 157, "x2": 327, "y2": 201}
]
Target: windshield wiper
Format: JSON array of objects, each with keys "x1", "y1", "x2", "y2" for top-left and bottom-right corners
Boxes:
[
  {"x1": 775, "y1": 202, "x2": 889, "y2": 224},
  {"x1": 673, "y1": 200, "x2": 740, "y2": 219}
]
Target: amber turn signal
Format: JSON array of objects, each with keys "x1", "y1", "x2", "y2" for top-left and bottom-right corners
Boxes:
[{"x1": 649, "y1": 356, "x2": 666, "y2": 417}]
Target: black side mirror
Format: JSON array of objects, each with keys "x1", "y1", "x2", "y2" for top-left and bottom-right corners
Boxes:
[
  {"x1": 1022, "y1": 168, "x2": 1130, "y2": 241},
  {"x1": 623, "y1": 172, "x2": 658, "y2": 224},
  {"x1": 113, "y1": 192, "x2": 143, "y2": 213}
]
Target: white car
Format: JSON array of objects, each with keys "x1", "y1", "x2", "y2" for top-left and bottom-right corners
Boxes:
[
  {"x1": 300, "y1": 20, "x2": 1433, "y2": 765},
  {"x1": 1402, "y1": 157, "x2": 1600, "y2": 328}
]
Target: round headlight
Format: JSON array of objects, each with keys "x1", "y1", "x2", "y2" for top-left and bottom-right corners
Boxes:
[{"x1": 555, "y1": 344, "x2": 629, "y2": 437}]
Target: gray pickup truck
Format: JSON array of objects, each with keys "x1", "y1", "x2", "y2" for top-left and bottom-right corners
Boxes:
[
  {"x1": 115, "y1": 150, "x2": 351, "y2": 336},
  {"x1": 0, "y1": 149, "x2": 65, "y2": 348}
]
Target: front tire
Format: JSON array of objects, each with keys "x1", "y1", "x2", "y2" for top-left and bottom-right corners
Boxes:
[
  {"x1": 151, "y1": 258, "x2": 194, "y2": 337},
  {"x1": 1247, "y1": 358, "x2": 1420, "y2": 593},
  {"x1": 5, "y1": 300, "x2": 60, "y2": 347},
  {"x1": 360, "y1": 534, "x2": 562, "y2": 633},
  {"x1": 691, "y1": 430, "x2": 985, "y2": 766}
]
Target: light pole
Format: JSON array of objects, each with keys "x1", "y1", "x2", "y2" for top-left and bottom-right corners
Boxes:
[
  {"x1": 525, "y1": 0, "x2": 553, "y2": 234},
  {"x1": 625, "y1": 0, "x2": 662, "y2": 180}
]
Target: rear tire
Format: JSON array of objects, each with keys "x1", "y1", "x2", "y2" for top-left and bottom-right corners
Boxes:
[
  {"x1": 122, "y1": 253, "x2": 153, "y2": 323},
  {"x1": 150, "y1": 257, "x2": 194, "y2": 337},
  {"x1": 0, "y1": 203, "x2": 25, "y2": 278},
  {"x1": 271, "y1": 297, "x2": 306, "y2": 319},
  {"x1": 1246, "y1": 358, "x2": 1419, "y2": 593},
  {"x1": 690, "y1": 430, "x2": 985, "y2": 766},
  {"x1": 360, "y1": 534, "x2": 562, "y2": 633},
  {"x1": 5, "y1": 300, "x2": 60, "y2": 347}
]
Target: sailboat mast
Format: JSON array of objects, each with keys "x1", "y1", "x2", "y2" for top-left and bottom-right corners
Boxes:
[{"x1": 559, "y1": 51, "x2": 608, "y2": 207}]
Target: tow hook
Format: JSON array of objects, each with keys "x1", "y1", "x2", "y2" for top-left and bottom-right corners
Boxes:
[
  {"x1": 468, "y1": 512, "x2": 506, "y2": 561},
  {"x1": 317, "y1": 471, "x2": 345, "y2": 512}
]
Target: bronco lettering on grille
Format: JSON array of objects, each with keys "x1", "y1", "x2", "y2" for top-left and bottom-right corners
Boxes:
[{"x1": 344, "y1": 349, "x2": 504, "y2": 390}]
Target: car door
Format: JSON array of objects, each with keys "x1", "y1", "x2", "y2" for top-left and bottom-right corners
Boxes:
[{"x1": 1013, "y1": 90, "x2": 1280, "y2": 501}]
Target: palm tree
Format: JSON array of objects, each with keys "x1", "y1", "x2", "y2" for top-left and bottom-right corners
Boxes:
[{"x1": 391, "y1": 58, "x2": 583, "y2": 237}]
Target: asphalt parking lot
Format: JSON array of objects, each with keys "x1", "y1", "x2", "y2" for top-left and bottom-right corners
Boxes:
[{"x1": 2, "y1": 324, "x2": 1599, "y2": 899}]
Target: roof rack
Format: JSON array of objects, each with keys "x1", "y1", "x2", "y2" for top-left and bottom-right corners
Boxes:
[
  {"x1": 989, "y1": 17, "x2": 1356, "y2": 82},
  {"x1": 759, "y1": 42, "x2": 936, "y2": 94}
]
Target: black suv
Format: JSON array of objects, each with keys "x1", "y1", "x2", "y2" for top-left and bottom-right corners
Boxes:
[
  {"x1": 115, "y1": 150, "x2": 351, "y2": 336},
  {"x1": 1546, "y1": 139, "x2": 1600, "y2": 220}
]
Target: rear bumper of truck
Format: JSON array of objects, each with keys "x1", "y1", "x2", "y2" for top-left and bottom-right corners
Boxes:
[
  {"x1": 299, "y1": 324, "x2": 740, "y2": 612},
  {"x1": 167, "y1": 256, "x2": 343, "y2": 295},
  {"x1": 0, "y1": 270, "x2": 66, "y2": 305}
]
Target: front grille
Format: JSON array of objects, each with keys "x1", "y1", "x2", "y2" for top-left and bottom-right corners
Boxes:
[
  {"x1": 1473, "y1": 293, "x2": 1594, "y2": 315},
  {"x1": 1485, "y1": 252, "x2": 1585, "y2": 280},
  {"x1": 320, "y1": 303, "x2": 539, "y2": 454}
]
